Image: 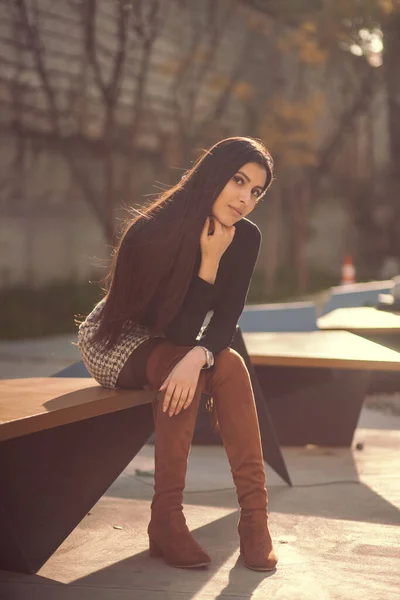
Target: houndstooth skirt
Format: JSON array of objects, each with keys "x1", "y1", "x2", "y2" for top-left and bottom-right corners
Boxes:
[{"x1": 77, "y1": 298, "x2": 163, "y2": 389}]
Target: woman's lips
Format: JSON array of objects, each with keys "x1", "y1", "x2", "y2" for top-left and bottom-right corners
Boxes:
[{"x1": 229, "y1": 206, "x2": 242, "y2": 217}]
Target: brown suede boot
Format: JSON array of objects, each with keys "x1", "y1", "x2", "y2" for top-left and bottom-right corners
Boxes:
[
  {"x1": 145, "y1": 341, "x2": 211, "y2": 569},
  {"x1": 209, "y1": 347, "x2": 278, "y2": 571}
]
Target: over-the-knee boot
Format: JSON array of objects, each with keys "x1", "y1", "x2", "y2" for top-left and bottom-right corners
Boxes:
[
  {"x1": 209, "y1": 347, "x2": 278, "y2": 571},
  {"x1": 145, "y1": 341, "x2": 211, "y2": 569}
]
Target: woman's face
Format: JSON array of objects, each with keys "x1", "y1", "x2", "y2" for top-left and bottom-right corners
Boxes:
[{"x1": 211, "y1": 162, "x2": 267, "y2": 225}]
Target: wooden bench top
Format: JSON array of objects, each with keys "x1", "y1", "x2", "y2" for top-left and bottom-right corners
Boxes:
[
  {"x1": 243, "y1": 330, "x2": 400, "y2": 371},
  {"x1": 3, "y1": 329, "x2": 400, "y2": 441},
  {"x1": 0, "y1": 378, "x2": 155, "y2": 442},
  {"x1": 317, "y1": 307, "x2": 400, "y2": 334}
]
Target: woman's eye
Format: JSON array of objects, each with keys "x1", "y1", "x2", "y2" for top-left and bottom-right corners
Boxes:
[
  {"x1": 234, "y1": 175, "x2": 244, "y2": 185},
  {"x1": 252, "y1": 190, "x2": 261, "y2": 199}
]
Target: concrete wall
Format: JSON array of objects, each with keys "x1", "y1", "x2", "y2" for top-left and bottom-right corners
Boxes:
[
  {"x1": 0, "y1": 1, "x2": 392, "y2": 291},
  {"x1": 0, "y1": 213, "x2": 108, "y2": 288}
]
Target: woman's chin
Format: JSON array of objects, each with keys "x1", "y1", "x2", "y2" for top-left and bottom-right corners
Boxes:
[{"x1": 213, "y1": 214, "x2": 235, "y2": 226}]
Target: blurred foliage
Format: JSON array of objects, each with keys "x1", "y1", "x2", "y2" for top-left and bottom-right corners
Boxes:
[
  {"x1": 240, "y1": 0, "x2": 324, "y2": 24},
  {"x1": 257, "y1": 267, "x2": 337, "y2": 303},
  {"x1": 260, "y1": 92, "x2": 325, "y2": 167},
  {"x1": 245, "y1": 266, "x2": 337, "y2": 304},
  {"x1": 0, "y1": 280, "x2": 102, "y2": 340},
  {"x1": 277, "y1": 20, "x2": 327, "y2": 63},
  {"x1": 0, "y1": 268, "x2": 340, "y2": 340}
]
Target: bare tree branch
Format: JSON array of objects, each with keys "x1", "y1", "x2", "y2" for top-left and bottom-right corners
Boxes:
[
  {"x1": 107, "y1": 0, "x2": 128, "y2": 107},
  {"x1": 118, "y1": 0, "x2": 165, "y2": 200},
  {"x1": 189, "y1": 2, "x2": 235, "y2": 97},
  {"x1": 84, "y1": 0, "x2": 109, "y2": 100},
  {"x1": 312, "y1": 66, "x2": 376, "y2": 184},
  {"x1": 200, "y1": 28, "x2": 256, "y2": 129},
  {"x1": 14, "y1": 0, "x2": 61, "y2": 134}
]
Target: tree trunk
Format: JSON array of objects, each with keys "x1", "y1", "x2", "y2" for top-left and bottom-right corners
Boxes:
[
  {"x1": 293, "y1": 177, "x2": 310, "y2": 294},
  {"x1": 264, "y1": 183, "x2": 282, "y2": 295},
  {"x1": 383, "y1": 10, "x2": 400, "y2": 172}
]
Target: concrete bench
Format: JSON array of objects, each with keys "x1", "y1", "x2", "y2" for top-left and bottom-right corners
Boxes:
[{"x1": 243, "y1": 330, "x2": 400, "y2": 447}]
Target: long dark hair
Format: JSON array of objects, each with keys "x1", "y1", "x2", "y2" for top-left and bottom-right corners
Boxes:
[{"x1": 86, "y1": 137, "x2": 273, "y2": 350}]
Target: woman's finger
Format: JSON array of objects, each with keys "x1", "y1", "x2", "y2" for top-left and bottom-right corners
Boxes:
[
  {"x1": 162, "y1": 383, "x2": 177, "y2": 413},
  {"x1": 175, "y1": 388, "x2": 191, "y2": 415},
  {"x1": 168, "y1": 386, "x2": 184, "y2": 416},
  {"x1": 200, "y1": 217, "x2": 209, "y2": 238},
  {"x1": 182, "y1": 388, "x2": 195, "y2": 410},
  {"x1": 159, "y1": 372, "x2": 171, "y2": 392}
]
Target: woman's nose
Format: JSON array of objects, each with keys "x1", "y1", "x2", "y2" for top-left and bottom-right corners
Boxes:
[{"x1": 239, "y1": 189, "x2": 251, "y2": 204}]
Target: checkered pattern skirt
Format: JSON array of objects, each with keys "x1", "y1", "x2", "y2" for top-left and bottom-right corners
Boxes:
[{"x1": 77, "y1": 298, "x2": 158, "y2": 389}]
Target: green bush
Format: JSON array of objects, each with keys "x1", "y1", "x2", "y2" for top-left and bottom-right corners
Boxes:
[
  {"x1": 248, "y1": 266, "x2": 337, "y2": 304},
  {"x1": 0, "y1": 266, "x2": 338, "y2": 339},
  {"x1": 0, "y1": 280, "x2": 102, "y2": 340}
]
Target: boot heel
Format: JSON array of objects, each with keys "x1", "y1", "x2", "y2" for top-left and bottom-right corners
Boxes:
[{"x1": 149, "y1": 538, "x2": 163, "y2": 558}]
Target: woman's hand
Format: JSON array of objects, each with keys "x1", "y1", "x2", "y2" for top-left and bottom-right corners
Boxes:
[
  {"x1": 200, "y1": 216, "x2": 236, "y2": 263},
  {"x1": 159, "y1": 348, "x2": 205, "y2": 416}
]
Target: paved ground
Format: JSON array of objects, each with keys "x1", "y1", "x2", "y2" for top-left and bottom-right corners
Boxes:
[
  {"x1": 1, "y1": 335, "x2": 399, "y2": 599},
  {"x1": 0, "y1": 334, "x2": 80, "y2": 379}
]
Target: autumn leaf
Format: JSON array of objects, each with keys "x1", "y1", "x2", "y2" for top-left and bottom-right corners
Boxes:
[{"x1": 233, "y1": 81, "x2": 255, "y2": 102}]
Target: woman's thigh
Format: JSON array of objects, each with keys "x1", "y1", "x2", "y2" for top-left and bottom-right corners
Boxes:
[{"x1": 116, "y1": 337, "x2": 166, "y2": 389}]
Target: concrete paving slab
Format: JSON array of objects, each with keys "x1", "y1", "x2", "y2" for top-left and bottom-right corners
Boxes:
[
  {"x1": 0, "y1": 334, "x2": 79, "y2": 379},
  {"x1": 1, "y1": 426, "x2": 399, "y2": 600},
  {"x1": 1, "y1": 336, "x2": 400, "y2": 599},
  {"x1": 358, "y1": 405, "x2": 400, "y2": 430}
]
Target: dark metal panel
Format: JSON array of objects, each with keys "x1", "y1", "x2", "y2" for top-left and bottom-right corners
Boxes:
[
  {"x1": 255, "y1": 365, "x2": 370, "y2": 446},
  {"x1": 0, "y1": 403, "x2": 154, "y2": 573}
]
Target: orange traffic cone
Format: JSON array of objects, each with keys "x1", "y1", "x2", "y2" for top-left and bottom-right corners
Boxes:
[{"x1": 341, "y1": 255, "x2": 356, "y2": 285}]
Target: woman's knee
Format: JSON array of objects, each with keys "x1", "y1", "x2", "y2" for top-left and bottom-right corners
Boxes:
[{"x1": 213, "y1": 347, "x2": 247, "y2": 377}]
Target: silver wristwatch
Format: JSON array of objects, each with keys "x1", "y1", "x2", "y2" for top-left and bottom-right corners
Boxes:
[{"x1": 198, "y1": 346, "x2": 214, "y2": 369}]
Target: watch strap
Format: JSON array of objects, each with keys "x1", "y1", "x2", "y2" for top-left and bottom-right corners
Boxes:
[{"x1": 198, "y1": 346, "x2": 214, "y2": 369}]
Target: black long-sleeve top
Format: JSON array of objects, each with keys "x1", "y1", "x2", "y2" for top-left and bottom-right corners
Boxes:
[
  {"x1": 163, "y1": 217, "x2": 261, "y2": 355},
  {"x1": 77, "y1": 216, "x2": 261, "y2": 388}
]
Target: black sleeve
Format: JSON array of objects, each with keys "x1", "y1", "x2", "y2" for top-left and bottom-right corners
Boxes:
[
  {"x1": 194, "y1": 227, "x2": 261, "y2": 355},
  {"x1": 163, "y1": 275, "x2": 215, "y2": 346}
]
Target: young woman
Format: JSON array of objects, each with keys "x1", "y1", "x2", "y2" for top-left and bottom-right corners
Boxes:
[{"x1": 77, "y1": 136, "x2": 278, "y2": 571}]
